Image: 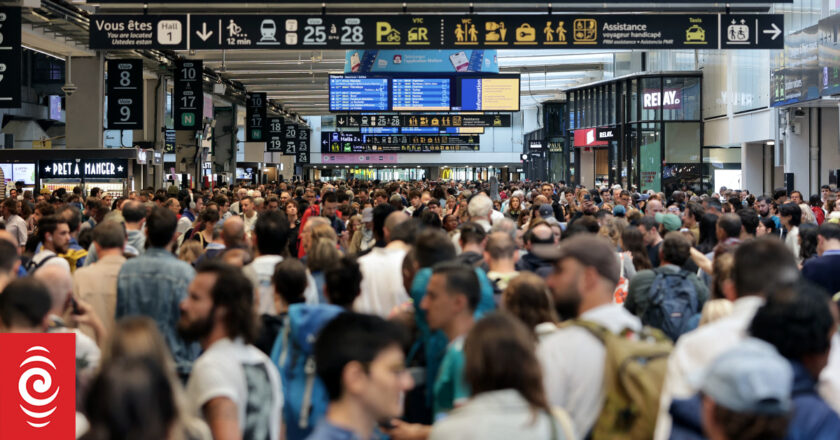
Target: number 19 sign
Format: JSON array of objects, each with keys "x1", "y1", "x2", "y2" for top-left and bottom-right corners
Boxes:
[{"x1": 107, "y1": 59, "x2": 144, "y2": 130}]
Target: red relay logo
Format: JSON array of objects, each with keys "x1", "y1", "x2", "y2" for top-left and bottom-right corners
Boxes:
[{"x1": 0, "y1": 333, "x2": 76, "y2": 439}]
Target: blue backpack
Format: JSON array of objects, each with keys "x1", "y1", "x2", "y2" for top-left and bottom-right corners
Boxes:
[
  {"x1": 641, "y1": 269, "x2": 700, "y2": 341},
  {"x1": 270, "y1": 303, "x2": 344, "y2": 440}
]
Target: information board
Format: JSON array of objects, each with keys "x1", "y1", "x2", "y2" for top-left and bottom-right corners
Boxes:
[
  {"x1": 321, "y1": 131, "x2": 477, "y2": 153},
  {"x1": 458, "y1": 77, "x2": 520, "y2": 111},
  {"x1": 337, "y1": 113, "x2": 510, "y2": 128},
  {"x1": 107, "y1": 59, "x2": 144, "y2": 130},
  {"x1": 245, "y1": 92, "x2": 267, "y2": 142},
  {"x1": 0, "y1": 7, "x2": 21, "y2": 108},
  {"x1": 329, "y1": 76, "x2": 389, "y2": 111},
  {"x1": 392, "y1": 78, "x2": 451, "y2": 111},
  {"x1": 283, "y1": 123, "x2": 298, "y2": 155},
  {"x1": 90, "y1": 14, "x2": 783, "y2": 51},
  {"x1": 267, "y1": 117, "x2": 284, "y2": 152},
  {"x1": 174, "y1": 60, "x2": 203, "y2": 130}
]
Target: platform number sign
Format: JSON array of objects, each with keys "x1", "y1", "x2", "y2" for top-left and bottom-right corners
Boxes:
[
  {"x1": 267, "y1": 117, "x2": 283, "y2": 152},
  {"x1": 297, "y1": 128, "x2": 310, "y2": 155},
  {"x1": 283, "y1": 123, "x2": 298, "y2": 155},
  {"x1": 107, "y1": 59, "x2": 144, "y2": 129},
  {"x1": 245, "y1": 92, "x2": 267, "y2": 142},
  {"x1": 296, "y1": 150, "x2": 310, "y2": 164},
  {"x1": 0, "y1": 8, "x2": 21, "y2": 108},
  {"x1": 174, "y1": 60, "x2": 203, "y2": 130}
]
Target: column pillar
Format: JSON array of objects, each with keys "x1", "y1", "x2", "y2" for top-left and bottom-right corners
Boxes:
[{"x1": 65, "y1": 55, "x2": 104, "y2": 149}]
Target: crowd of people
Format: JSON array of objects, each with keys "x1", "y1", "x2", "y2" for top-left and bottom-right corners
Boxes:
[{"x1": 2, "y1": 177, "x2": 840, "y2": 440}]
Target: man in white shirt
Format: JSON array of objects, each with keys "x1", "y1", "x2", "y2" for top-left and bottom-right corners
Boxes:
[
  {"x1": 179, "y1": 261, "x2": 283, "y2": 440},
  {"x1": 30, "y1": 215, "x2": 72, "y2": 274},
  {"x1": 240, "y1": 196, "x2": 258, "y2": 235},
  {"x1": 652, "y1": 237, "x2": 802, "y2": 440},
  {"x1": 535, "y1": 234, "x2": 640, "y2": 439},
  {"x1": 354, "y1": 207, "x2": 410, "y2": 317},
  {"x1": 2, "y1": 198, "x2": 27, "y2": 248}
]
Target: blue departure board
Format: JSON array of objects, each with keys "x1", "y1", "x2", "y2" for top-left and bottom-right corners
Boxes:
[
  {"x1": 329, "y1": 76, "x2": 389, "y2": 112},
  {"x1": 392, "y1": 78, "x2": 451, "y2": 111}
]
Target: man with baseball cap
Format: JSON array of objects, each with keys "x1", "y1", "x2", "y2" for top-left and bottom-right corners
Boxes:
[
  {"x1": 535, "y1": 234, "x2": 643, "y2": 437},
  {"x1": 656, "y1": 212, "x2": 683, "y2": 233},
  {"x1": 669, "y1": 338, "x2": 793, "y2": 439}
]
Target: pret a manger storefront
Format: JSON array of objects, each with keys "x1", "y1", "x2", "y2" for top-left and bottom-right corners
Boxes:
[
  {"x1": 0, "y1": 149, "x2": 143, "y2": 197},
  {"x1": 567, "y1": 71, "x2": 703, "y2": 194}
]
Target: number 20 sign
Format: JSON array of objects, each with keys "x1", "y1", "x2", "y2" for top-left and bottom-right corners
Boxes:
[{"x1": 107, "y1": 59, "x2": 144, "y2": 129}]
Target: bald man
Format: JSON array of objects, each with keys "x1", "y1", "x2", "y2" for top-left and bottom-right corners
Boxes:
[
  {"x1": 645, "y1": 199, "x2": 664, "y2": 217},
  {"x1": 34, "y1": 265, "x2": 103, "y2": 378}
]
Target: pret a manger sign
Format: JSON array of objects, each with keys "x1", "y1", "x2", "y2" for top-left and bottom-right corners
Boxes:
[{"x1": 41, "y1": 159, "x2": 129, "y2": 179}]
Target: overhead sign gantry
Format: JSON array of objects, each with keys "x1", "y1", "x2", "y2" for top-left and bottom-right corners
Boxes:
[{"x1": 89, "y1": 13, "x2": 785, "y2": 51}]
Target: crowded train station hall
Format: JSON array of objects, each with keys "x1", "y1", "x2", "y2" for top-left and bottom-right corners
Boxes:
[{"x1": 1, "y1": 0, "x2": 840, "y2": 439}]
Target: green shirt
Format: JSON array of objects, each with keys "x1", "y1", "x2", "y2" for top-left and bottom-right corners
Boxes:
[{"x1": 433, "y1": 335, "x2": 470, "y2": 420}]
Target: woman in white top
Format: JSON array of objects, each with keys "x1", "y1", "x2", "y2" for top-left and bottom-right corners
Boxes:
[
  {"x1": 429, "y1": 313, "x2": 576, "y2": 440},
  {"x1": 779, "y1": 202, "x2": 802, "y2": 262}
]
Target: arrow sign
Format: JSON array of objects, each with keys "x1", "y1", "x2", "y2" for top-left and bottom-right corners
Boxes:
[
  {"x1": 196, "y1": 22, "x2": 213, "y2": 41},
  {"x1": 763, "y1": 22, "x2": 782, "y2": 40}
]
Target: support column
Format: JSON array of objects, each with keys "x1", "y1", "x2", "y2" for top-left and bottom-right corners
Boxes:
[
  {"x1": 784, "y1": 110, "x2": 811, "y2": 193},
  {"x1": 66, "y1": 55, "x2": 104, "y2": 149},
  {"x1": 742, "y1": 142, "x2": 763, "y2": 194},
  {"x1": 132, "y1": 76, "x2": 166, "y2": 190}
]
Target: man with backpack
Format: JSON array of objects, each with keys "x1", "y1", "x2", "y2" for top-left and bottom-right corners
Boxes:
[
  {"x1": 29, "y1": 215, "x2": 72, "y2": 274},
  {"x1": 624, "y1": 232, "x2": 709, "y2": 340},
  {"x1": 536, "y1": 234, "x2": 671, "y2": 439}
]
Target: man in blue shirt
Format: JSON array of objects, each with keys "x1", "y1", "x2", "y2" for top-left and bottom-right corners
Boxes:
[
  {"x1": 116, "y1": 206, "x2": 199, "y2": 378},
  {"x1": 802, "y1": 223, "x2": 840, "y2": 297},
  {"x1": 307, "y1": 313, "x2": 413, "y2": 440}
]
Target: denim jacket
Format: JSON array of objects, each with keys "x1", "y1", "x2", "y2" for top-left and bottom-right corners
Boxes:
[{"x1": 116, "y1": 247, "x2": 199, "y2": 375}]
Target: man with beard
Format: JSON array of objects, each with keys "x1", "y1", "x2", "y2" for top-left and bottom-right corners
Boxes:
[
  {"x1": 179, "y1": 261, "x2": 283, "y2": 440},
  {"x1": 534, "y1": 234, "x2": 641, "y2": 437},
  {"x1": 30, "y1": 215, "x2": 72, "y2": 274}
]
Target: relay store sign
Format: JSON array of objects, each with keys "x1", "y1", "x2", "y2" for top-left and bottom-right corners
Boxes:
[
  {"x1": 41, "y1": 159, "x2": 129, "y2": 179},
  {"x1": 573, "y1": 128, "x2": 609, "y2": 147},
  {"x1": 643, "y1": 89, "x2": 683, "y2": 109}
]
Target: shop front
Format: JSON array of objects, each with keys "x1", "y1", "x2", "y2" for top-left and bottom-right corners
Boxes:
[
  {"x1": 0, "y1": 149, "x2": 142, "y2": 197},
  {"x1": 566, "y1": 72, "x2": 703, "y2": 194}
]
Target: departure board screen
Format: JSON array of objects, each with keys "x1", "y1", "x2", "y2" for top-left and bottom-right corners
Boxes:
[
  {"x1": 392, "y1": 78, "x2": 451, "y2": 111},
  {"x1": 329, "y1": 76, "x2": 389, "y2": 111},
  {"x1": 458, "y1": 77, "x2": 520, "y2": 111}
]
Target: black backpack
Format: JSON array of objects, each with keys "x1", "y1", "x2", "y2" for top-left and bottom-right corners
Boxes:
[{"x1": 641, "y1": 269, "x2": 700, "y2": 341}]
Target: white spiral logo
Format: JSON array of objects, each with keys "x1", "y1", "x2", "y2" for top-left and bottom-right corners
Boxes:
[{"x1": 18, "y1": 346, "x2": 60, "y2": 428}]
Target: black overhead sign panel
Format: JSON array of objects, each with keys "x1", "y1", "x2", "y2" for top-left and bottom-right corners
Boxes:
[
  {"x1": 90, "y1": 15, "x2": 187, "y2": 50},
  {"x1": 0, "y1": 7, "x2": 21, "y2": 108},
  {"x1": 41, "y1": 159, "x2": 129, "y2": 179},
  {"x1": 174, "y1": 60, "x2": 203, "y2": 130},
  {"x1": 283, "y1": 123, "x2": 298, "y2": 156},
  {"x1": 245, "y1": 92, "x2": 267, "y2": 142},
  {"x1": 298, "y1": 128, "x2": 311, "y2": 157},
  {"x1": 267, "y1": 117, "x2": 284, "y2": 152},
  {"x1": 90, "y1": 14, "x2": 784, "y2": 50},
  {"x1": 337, "y1": 114, "x2": 511, "y2": 128},
  {"x1": 107, "y1": 59, "x2": 144, "y2": 130}
]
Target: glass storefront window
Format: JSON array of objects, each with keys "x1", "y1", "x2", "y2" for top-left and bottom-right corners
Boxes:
[
  {"x1": 664, "y1": 122, "x2": 701, "y2": 163},
  {"x1": 663, "y1": 77, "x2": 701, "y2": 121},
  {"x1": 639, "y1": 122, "x2": 661, "y2": 192},
  {"x1": 641, "y1": 77, "x2": 662, "y2": 121}
]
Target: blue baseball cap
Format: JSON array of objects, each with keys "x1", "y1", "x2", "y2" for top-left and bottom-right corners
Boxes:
[
  {"x1": 697, "y1": 338, "x2": 793, "y2": 415},
  {"x1": 613, "y1": 205, "x2": 626, "y2": 216}
]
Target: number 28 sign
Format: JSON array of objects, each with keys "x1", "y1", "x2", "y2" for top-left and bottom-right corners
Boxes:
[{"x1": 107, "y1": 59, "x2": 144, "y2": 130}]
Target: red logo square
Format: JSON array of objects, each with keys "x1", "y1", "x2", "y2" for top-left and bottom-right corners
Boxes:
[{"x1": 0, "y1": 333, "x2": 76, "y2": 439}]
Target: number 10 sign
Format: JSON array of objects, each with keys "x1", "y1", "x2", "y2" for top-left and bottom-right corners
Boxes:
[{"x1": 107, "y1": 59, "x2": 144, "y2": 129}]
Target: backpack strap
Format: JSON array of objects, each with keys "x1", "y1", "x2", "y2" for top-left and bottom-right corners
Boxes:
[
  {"x1": 277, "y1": 319, "x2": 292, "y2": 368},
  {"x1": 557, "y1": 319, "x2": 611, "y2": 344},
  {"x1": 300, "y1": 357, "x2": 317, "y2": 429},
  {"x1": 28, "y1": 254, "x2": 56, "y2": 273}
]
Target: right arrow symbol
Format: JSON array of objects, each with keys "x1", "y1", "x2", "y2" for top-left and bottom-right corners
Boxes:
[
  {"x1": 763, "y1": 22, "x2": 782, "y2": 40},
  {"x1": 196, "y1": 23, "x2": 213, "y2": 41}
]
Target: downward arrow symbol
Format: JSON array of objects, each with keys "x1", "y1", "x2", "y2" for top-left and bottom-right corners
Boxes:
[
  {"x1": 763, "y1": 23, "x2": 782, "y2": 41},
  {"x1": 196, "y1": 23, "x2": 213, "y2": 41}
]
